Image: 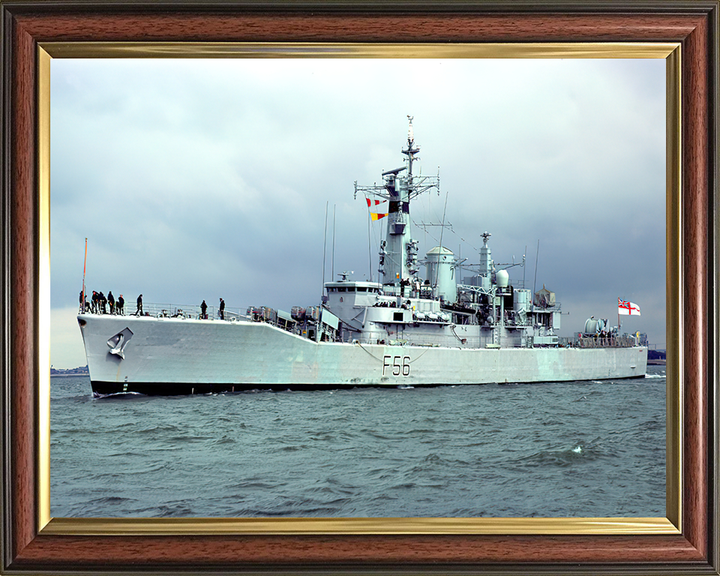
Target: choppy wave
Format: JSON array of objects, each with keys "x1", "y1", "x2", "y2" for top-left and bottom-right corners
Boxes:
[{"x1": 50, "y1": 366, "x2": 667, "y2": 519}]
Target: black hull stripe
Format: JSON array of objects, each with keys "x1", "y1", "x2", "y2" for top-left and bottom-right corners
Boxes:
[
  {"x1": 92, "y1": 381, "x2": 449, "y2": 396},
  {"x1": 90, "y1": 376, "x2": 646, "y2": 397}
]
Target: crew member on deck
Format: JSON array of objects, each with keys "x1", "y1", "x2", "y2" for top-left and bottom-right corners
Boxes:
[
  {"x1": 108, "y1": 291, "x2": 115, "y2": 315},
  {"x1": 219, "y1": 298, "x2": 225, "y2": 320},
  {"x1": 201, "y1": 300, "x2": 207, "y2": 319},
  {"x1": 136, "y1": 294, "x2": 143, "y2": 315},
  {"x1": 117, "y1": 294, "x2": 124, "y2": 315}
]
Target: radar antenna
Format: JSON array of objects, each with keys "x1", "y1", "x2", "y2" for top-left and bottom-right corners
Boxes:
[{"x1": 355, "y1": 117, "x2": 439, "y2": 202}]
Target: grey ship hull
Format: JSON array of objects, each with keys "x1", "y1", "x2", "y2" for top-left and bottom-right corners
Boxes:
[{"x1": 79, "y1": 314, "x2": 648, "y2": 396}]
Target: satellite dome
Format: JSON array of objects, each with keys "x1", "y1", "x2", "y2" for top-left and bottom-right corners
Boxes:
[{"x1": 496, "y1": 269, "x2": 509, "y2": 288}]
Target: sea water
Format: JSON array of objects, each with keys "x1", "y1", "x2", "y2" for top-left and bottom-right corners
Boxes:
[{"x1": 50, "y1": 366, "x2": 666, "y2": 518}]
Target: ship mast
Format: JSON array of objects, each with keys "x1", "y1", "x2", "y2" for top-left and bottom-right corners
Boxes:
[
  {"x1": 354, "y1": 117, "x2": 440, "y2": 296},
  {"x1": 403, "y1": 115, "x2": 419, "y2": 178}
]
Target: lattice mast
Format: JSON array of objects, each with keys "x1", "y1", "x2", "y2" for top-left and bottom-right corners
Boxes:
[{"x1": 354, "y1": 117, "x2": 440, "y2": 296}]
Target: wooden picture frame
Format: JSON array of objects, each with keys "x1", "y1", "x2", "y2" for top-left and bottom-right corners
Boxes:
[{"x1": 1, "y1": 2, "x2": 717, "y2": 573}]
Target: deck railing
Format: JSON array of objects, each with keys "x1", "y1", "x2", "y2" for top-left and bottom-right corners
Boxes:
[
  {"x1": 559, "y1": 335, "x2": 640, "y2": 348},
  {"x1": 80, "y1": 302, "x2": 248, "y2": 321}
]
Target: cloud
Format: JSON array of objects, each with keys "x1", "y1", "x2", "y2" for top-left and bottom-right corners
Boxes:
[{"x1": 50, "y1": 57, "x2": 666, "y2": 367}]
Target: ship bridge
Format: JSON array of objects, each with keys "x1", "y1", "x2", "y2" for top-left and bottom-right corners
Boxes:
[
  {"x1": 324, "y1": 280, "x2": 383, "y2": 296},
  {"x1": 324, "y1": 279, "x2": 383, "y2": 331}
]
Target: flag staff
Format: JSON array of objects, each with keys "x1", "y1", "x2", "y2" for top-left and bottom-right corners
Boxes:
[
  {"x1": 81, "y1": 238, "x2": 88, "y2": 313},
  {"x1": 617, "y1": 298, "x2": 641, "y2": 332}
]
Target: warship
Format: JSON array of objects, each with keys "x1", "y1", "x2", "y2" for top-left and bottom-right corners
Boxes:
[{"x1": 78, "y1": 119, "x2": 648, "y2": 396}]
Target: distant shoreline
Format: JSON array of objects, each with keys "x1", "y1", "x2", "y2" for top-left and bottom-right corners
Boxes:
[{"x1": 50, "y1": 367, "x2": 88, "y2": 376}]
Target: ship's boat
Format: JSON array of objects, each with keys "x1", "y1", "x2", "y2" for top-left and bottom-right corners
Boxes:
[{"x1": 78, "y1": 119, "x2": 647, "y2": 396}]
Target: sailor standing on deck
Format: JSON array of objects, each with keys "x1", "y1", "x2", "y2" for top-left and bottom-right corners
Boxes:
[
  {"x1": 108, "y1": 291, "x2": 115, "y2": 315},
  {"x1": 117, "y1": 294, "x2": 124, "y2": 315},
  {"x1": 136, "y1": 294, "x2": 143, "y2": 316},
  {"x1": 201, "y1": 300, "x2": 207, "y2": 319},
  {"x1": 219, "y1": 298, "x2": 225, "y2": 320}
]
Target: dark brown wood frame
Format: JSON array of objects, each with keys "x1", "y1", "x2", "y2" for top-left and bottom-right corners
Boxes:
[{"x1": 1, "y1": 1, "x2": 717, "y2": 573}]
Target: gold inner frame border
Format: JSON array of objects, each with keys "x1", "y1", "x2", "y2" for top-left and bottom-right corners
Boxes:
[{"x1": 37, "y1": 41, "x2": 681, "y2": 537}]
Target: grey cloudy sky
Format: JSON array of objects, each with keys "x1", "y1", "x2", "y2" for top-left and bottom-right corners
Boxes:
[{"x1": 50, "y1": 57, "x2": 666, "y2": 368}]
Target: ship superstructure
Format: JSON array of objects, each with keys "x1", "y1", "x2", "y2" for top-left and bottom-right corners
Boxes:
[
  {"x1": 318, "y1": 117, "x2": 561, "y2": 351},
  {"x1": 78, "y1": 119, "x2": 647, "y2": 396}
]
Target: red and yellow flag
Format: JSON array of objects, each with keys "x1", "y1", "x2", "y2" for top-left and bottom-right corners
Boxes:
[{"x1": 366, "y1": 196, "x2": 387, "y2": 221}]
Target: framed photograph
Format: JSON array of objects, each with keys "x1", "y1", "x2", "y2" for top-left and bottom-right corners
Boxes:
[
  {"x1": 1, "y1": 2, "x2": 717, "y2": 574},
  {"x1": 46, "y1": 52, "x2": 669, "y2": 524}
]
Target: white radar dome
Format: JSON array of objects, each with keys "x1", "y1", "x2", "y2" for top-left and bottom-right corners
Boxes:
[{"x1": 496, "y1": 269, "x2": 509, "y2": 288}]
